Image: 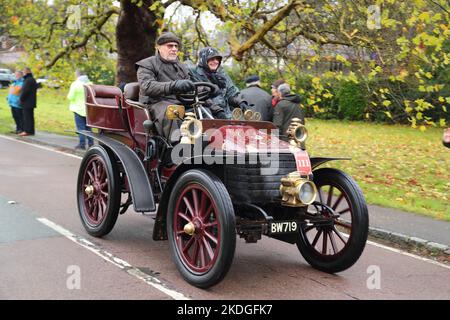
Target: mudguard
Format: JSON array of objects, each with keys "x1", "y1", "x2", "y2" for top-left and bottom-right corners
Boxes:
[
  {"x1": 311, "y1": 157, "x2": 350, "y2": 169},
  {"x1": 78, "y1": 130, "x2": 156, "y2": 212}
]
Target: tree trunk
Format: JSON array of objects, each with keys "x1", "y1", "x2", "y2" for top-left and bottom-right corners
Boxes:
[{"x1": 116, "y1": 0, "x2": 159, "y2": 85}]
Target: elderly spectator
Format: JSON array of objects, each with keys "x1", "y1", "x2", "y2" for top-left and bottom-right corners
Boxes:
[
  {"x1": 271, "y1": 78, "x2": 286, "y2": 108},
  {"x1": 240, "y1": 75, "x2": 273, "y2": 121},
  {"x1": 273, "y1": 83, "x2": 305, "y2": 141}
]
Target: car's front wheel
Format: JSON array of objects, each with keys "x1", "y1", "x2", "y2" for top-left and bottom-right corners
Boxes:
[
  {"x1": 167, "y1": 169, "x2": 236, "y2": 288},
  {"x1": 297, "y1": 168, "x2": 369, "y2": 273}
]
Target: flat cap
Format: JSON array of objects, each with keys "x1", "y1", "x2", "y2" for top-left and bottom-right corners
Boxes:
[
  {"x1": 156, "y1": 32, "x2": 181, "y2": 46},
  {"x1": 245, "y1": 75, "x2": 260, "y2": 83}
]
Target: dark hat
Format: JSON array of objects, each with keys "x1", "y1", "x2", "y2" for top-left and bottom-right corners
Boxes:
[
  {"x1": 198, "y1": 47, "x2": 223, "y2": 69},
  {"x1": 245, "y1": 75, "x2": 260, "y2": 83},
  {"x1": 156, "y1": 32, "x2": 181, "y2": 46},
  {"x1": 271, "y1": 78, "x2": 285, "y2": 89}
]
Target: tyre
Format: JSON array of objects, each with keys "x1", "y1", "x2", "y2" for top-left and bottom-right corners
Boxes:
[
  {"x1": 297, "y1": 168, "x2": 369, "y2": 273},
  {"x1": 167, "y1": 169, "x2": 236, "y2": 288},
  {"x1": 77, "y1": 146, "x2": 121, "y2": 237}
]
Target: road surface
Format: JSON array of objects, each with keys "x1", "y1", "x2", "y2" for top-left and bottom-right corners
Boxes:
[{"x1": 0, "y1": 135, "x2": 449, "y2": 300}]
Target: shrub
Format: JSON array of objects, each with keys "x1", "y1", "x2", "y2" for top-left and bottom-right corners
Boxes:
[{"x1": 337, "y1": 81, "x2": 367, "y2": 120}]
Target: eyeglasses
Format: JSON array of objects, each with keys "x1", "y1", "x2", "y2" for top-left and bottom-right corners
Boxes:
[{"x1": 164, "y1": 43, "x2": 179, "y2": 49}]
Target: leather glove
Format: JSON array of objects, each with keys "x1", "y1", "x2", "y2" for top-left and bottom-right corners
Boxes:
[
  {"x1": 210, "y1": 83, "x2": 220, "y2": 97},
  {"x1": 171, "y1": 79, "x2": 195, "y2": 94},
  {"x1": 198, "y1": 84, "x2": 220, "y2": 98},
  {"x1": 211, "y1": 73, "x2": 227, "y2": 89},
  {"x1": 213, "y1": 110, "x2": 227, "y2": 119},
  {"x1": 239, "y1": 101, "x2": 249, "y2": 111}
]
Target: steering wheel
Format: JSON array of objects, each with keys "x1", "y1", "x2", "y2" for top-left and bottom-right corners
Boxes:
[{"x1": 176, "y1": 82, "x2": 219, "y2": 106}]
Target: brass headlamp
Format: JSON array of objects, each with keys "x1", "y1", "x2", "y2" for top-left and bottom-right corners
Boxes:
[
  {"x1": 280, "y1": 172, "x2": 317, "y2": 207},
  {"x1": 286, "y1": 118, "x2": 307, "y2": 148}
]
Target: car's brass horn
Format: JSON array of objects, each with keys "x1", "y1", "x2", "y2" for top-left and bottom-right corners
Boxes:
[
  {"x1": 232, "y1": 108, "x2": 243, "y2": 120},
  {"x1": 243, "y1": 109, "x2": 254, "y2": 120},
  {"x1": 232, "y1": 108, "x2": 261, "y2": 121},
  {"x1": 180, "y1": 112, "x2": 202, "y2": 144}
]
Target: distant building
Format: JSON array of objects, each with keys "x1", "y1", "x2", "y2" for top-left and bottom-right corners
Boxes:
[{"x1": 0, "y1": 35, "x2": 26, "y2": 65}]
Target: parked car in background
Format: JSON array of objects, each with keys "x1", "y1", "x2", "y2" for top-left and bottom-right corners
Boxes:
[
  {"x1": 0, "y1": 68, "x2": 15, "y2": 88},
  {"x1": 36, "y1": 75, "x2": 63, "y2": 89}
]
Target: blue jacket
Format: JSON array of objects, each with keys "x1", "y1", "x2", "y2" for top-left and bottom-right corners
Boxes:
[{"x1": 7, "y1": 78, "x2": 24, "y2": 108}]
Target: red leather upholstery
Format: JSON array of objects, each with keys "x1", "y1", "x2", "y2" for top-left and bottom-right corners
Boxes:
[{"x1": 85, "y1": 84, "x2": 122, "y2": 107}]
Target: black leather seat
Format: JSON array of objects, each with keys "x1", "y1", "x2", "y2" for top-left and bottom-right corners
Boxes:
[{"x1": 124, "y1": 82, "x2": 146, "y2": 107}]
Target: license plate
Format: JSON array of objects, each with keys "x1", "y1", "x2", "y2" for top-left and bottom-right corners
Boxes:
[{"x1": 269, "y1": 220, "x2": 299, "y2": 235}]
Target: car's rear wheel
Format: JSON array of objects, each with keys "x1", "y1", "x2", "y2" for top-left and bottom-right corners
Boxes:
[
  {"x1": 77, "y1": 146, "x2": 121, "y2": 237},
  {"x1": 297, "y1": 168, "x2": 369, "y2": 273},
  {"x1": 167, "y1": 169, "x2": 236, "y2": 288}
]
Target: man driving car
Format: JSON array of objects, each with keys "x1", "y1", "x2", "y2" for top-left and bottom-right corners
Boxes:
[{"x1": 136, "y1": 32, "x2": 200, "y2": 138}]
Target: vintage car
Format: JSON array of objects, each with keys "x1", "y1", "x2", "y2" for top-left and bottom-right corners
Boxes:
[{"x1": 77, "y1": 82, "x2": 369, "y2": 288}]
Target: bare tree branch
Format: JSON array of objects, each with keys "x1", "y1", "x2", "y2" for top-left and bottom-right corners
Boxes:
[
  {"x1": 163, "y1": 0, "x2": 180, "y2": 9},
  {"x1": 165, "y1": 1, "x2": 182, "y2": 27},
  {"x1": 427, "y1": 0, "x2": 450, "y2": 14},
  {"x1": 229, "y1": 0, "x2": 304, "y2": 60},
  {"x1": 194, "y1": 11, "x2": 210, "y2": 47},
  {"x1": 45, "y1": 7, "x2": 119, "y2": 68}
]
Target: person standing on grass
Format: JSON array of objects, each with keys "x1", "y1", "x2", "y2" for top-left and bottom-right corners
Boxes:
[
  {"x1": 7, "y1": 70, "x2": 24, "y2": 134},
  {"x1": 18, "y1": 67, "x2": 38, "y2": 136},
  {"x1": 67, "y1": 70, "x2": 93, "y2": 150},
  {"x1": 273, "y1": 83, "x2": 305, "y2": 141},
  {"x1": 240, "y1": 75, "x2": 273, "y2": 121},
  {"x1": 271, "y1": 78, "x2": 285, "y2": 108}
]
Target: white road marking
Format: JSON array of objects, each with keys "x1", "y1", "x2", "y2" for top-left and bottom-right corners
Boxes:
[
  {"x1": 2, "y1": 134, "x2": 448, "y2": 270},
  {"x1": 36, "y1": 217, "x2": 191, "y2": 300},
  {"x1": 366, "y1": 239, "x2": 450, "y2": 270},
  {"x1": 340, "y1": 231, "x2": 449, "y2": 270},
  {"x1": 0, "y1": 134, "x2": 82, "y2": 159}
]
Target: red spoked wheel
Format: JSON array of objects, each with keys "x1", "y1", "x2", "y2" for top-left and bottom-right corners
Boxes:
[
  {"x1": 167, "y1": 169, "x2": 236, "y2": 288},
  {"x1": 77, "y1": 146, "x2": 121, "y2": 237},
  {"x1": 297, "y1": 168, "x2": 369, "y2": 273}
]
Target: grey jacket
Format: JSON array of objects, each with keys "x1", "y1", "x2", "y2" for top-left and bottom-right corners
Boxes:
[
  {"x1": 136, "y1": 53, "x2": 190, "y2": 104},
  {"x1": 240, "y1": 85, "x2": 273, "y2": 121},
  {"x1": 273, "y1": 94, "x2": 305, "y2": 139}
]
